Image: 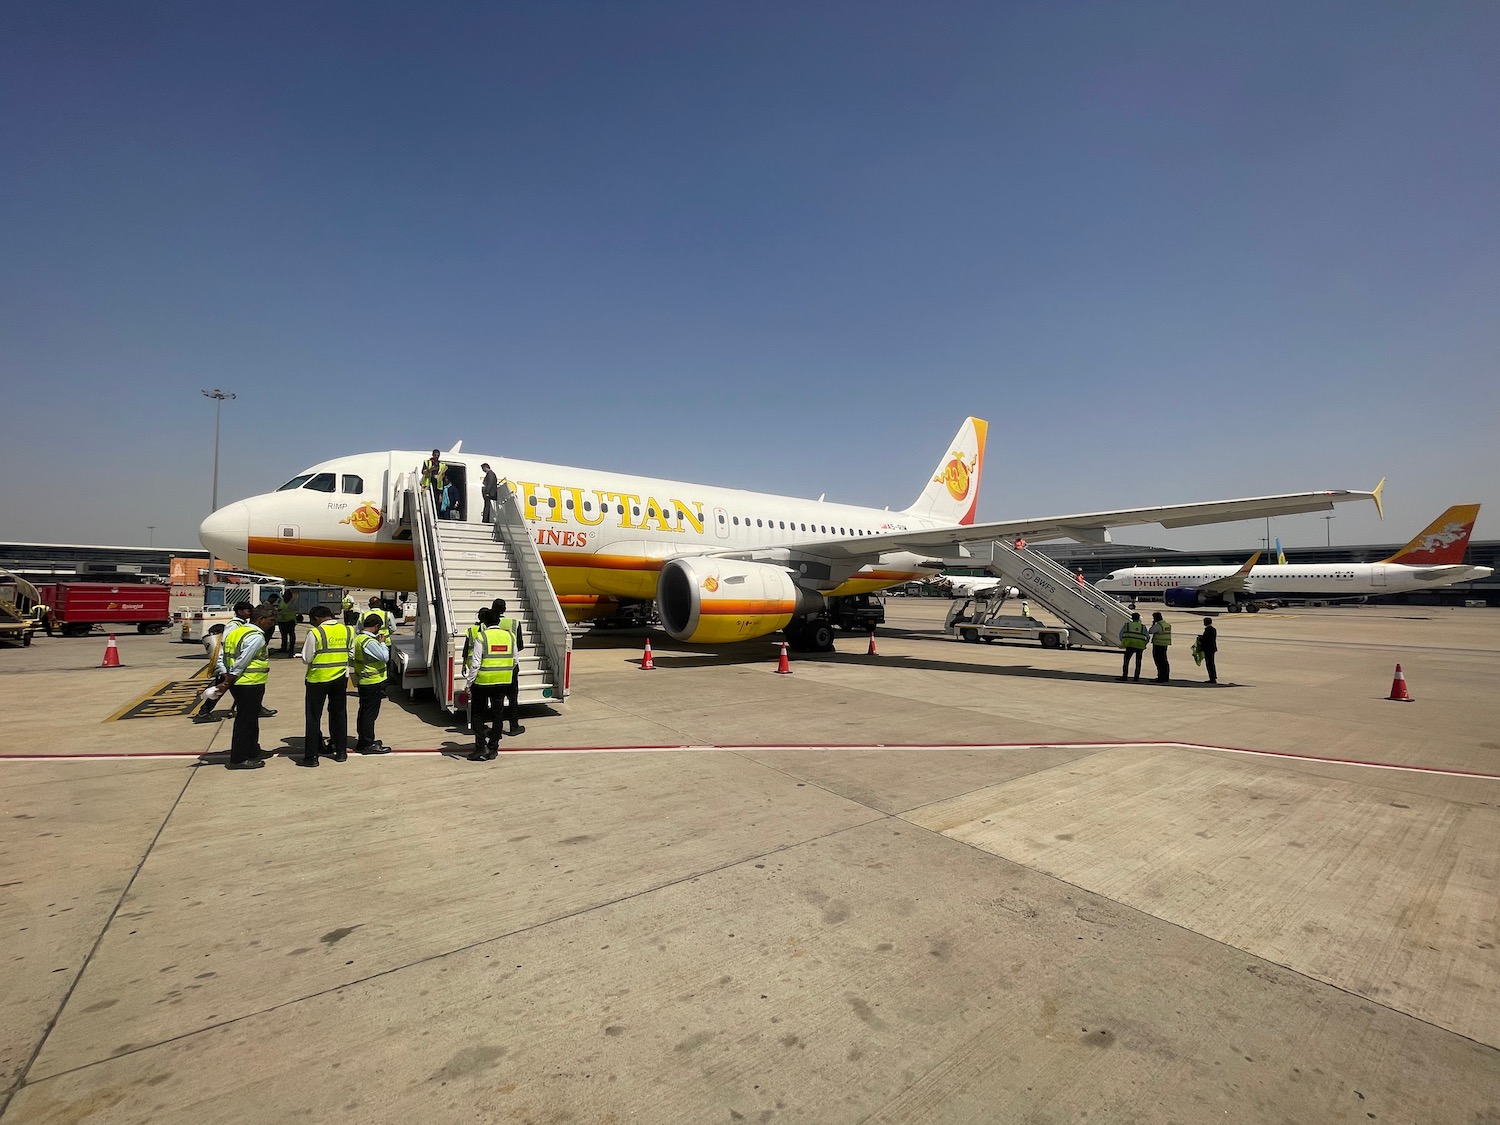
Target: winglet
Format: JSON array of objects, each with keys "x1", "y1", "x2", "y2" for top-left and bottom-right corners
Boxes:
[
  {"x1": 1371, "y1": 478, "x2": 1386, "y2": 521},
  {"x1": 1236, "y1": 551, "x2": 1261, "y2": 576}
]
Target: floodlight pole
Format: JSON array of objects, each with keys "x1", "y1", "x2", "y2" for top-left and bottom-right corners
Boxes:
[
  {"x1": 1323, "y1": 514, "x2": 1334, "y2": 547},
  {"x1": 147, "y1": 526, "x2": 155, "y2": 548},
  {"x1": 202, "y1": 389, "x2": 236, "y2": 587}
]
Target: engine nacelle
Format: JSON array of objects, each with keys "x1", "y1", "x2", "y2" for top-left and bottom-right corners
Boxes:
[
  {"x1": 1164, "y1": 586, "x2": 1206, "y2": 609},
  {"x1": 658, "y1": 558, "x2": 823, "y2": 643}
]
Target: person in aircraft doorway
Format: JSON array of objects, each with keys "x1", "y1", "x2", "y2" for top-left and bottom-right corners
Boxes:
[
  {"x1": 481, "y1": 463, "x2": 499, "y2": 523},
  {"x1": 420, "y1": 449, "x2": 446, "y2": 510}
]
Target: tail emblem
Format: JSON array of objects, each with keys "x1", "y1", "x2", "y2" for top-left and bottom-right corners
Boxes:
[
  {"x1": 935, "y1": 452, "x2": 974, "y2": 502},
  {"x1": 703, "y1": 576, "x2": 720, "y2": 593},
  {"x1": 1418, "y1": 523, "x2": 1469, "y2": 552}
]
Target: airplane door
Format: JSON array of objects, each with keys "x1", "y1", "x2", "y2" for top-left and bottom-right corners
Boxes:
[
  {"x1": 713, "y1": 507, "x2": 729, "y2": 540},
  {"x1": 1371, "y1": 566, "x2": 1387, "y2": 587}
]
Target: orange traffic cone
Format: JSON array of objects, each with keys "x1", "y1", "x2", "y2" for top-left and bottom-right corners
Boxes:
[
  {"x1": 1386, "y1": 663, "x2": 1413, "y2": 702},
  {"x1": 100, "y1": 634, "x2": 121, "y2": 668},
  {"x1": 867, "y1": 630, "x2": 879, "y2": 656},
  {"x1": 640, "y1": 637, "x2": 655, "y2": 670},
  {"x1": 774, "y1": 641, "x2": 792, "y2": 674}
]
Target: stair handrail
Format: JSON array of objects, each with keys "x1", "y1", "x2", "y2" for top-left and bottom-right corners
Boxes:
[
  {"x1": 980, "y1": 541, "x2": 1133, "y2": 646},
  {"x1": 491, "y1": 479, "x2": 571, "y2": 701},
  {"x1": 411, "y1": 477, "x2": 461, "y2": 701}
]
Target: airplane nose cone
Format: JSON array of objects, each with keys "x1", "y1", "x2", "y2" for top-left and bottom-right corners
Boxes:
[{"x1": 200, "y1": 502, "x2": 250, "y2": 566}]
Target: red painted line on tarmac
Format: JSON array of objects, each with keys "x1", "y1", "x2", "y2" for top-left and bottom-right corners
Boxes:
[{"x1": 0, "y1": 741, "x2": 1496, "y2": 779}]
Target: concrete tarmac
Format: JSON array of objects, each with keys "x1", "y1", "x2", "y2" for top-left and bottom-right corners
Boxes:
[{"x1": 1, "y1": 602, "x2": 1497, "y2": 1123}]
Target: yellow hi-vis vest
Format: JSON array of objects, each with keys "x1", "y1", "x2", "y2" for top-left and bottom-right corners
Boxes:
[
  {"x1": 367, "y1": 607, "x2": 392, "y2": 642},
  {"x1": 420, "y1": 459, "x2": 447, "y2": 489},
  {"x1": 277, "y1": 599, "x2": 297, "y2": 623},
  {"x1": 1151, "y1": 622, "x2": 1173, "y2": 647},
  {"x1": 352, "y1": 632, "x2": 388, "y2": 686},
  {"x1": 1119, "y1": 621, "x2": 1149, "y2": 650},
  {"x1": 473, "y1": 624, "x2": 516, "y2": 686},
  {"x1": 306, "y1": 622, "x2": 352, "y2": 683},
  {"x1": 224, "y1": 622, "x2": 269, "y2": 686}
]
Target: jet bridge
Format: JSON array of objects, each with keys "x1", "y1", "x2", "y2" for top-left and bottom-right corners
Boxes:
[
  {"x1": 391, "y1": 474, "x2": 570, "y2": 714},
  {"x1": 963, "y1": 541, "x2": 1135, "y2": 648}
]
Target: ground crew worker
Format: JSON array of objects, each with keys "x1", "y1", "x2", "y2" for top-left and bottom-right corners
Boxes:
[
  {"x1": 352, "y1": 613, "x2": 393, "y2": 755},
  {"x1": 341, "y1": 592, "x2": 358, "y2": 627},
  {"x1": 1118, "y1": 611, "x2": 1148, "y2": 682},
  {"x1": 220, "y1": 605, "x2": 277, "y2": 770},
  {"x1": 1148, "y1": 611, "x2": 1172, "y2": 682},
  {"x1": 31, "y1": 602, "x2": 53, "y2": 636},
  {"x1": 464, "y1": 608, "x2": 516, "y2": 761},
  {"x1": 1197, "y1": 616, "x2": 1218, "y2": 684},
  {"x1": 366, "y1": 595, "x2": 393, "y2": 643},
  {"x1": 195, "y1": 601, "x2": 255, "y2": 722},
  {"x1": 298, "y1": 606, "x2": 352, "y2": 766},
  {"x1": 490, "y1": 598, "x2": 525, "y2": 736},
  {"x1": 1020, "y1": 599, "x2": 1031, "y2": 618},
  {"x1": 276, "y1": 593, "x2": 298, "y2": 655},
  {"x1": 1075, "y1": 570, "x2": 1086, "y2": 588}
]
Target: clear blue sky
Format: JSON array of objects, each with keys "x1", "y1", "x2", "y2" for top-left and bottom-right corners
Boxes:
[{"x1": 3, "y1": 1, "x2": 1496, "y2": 553}]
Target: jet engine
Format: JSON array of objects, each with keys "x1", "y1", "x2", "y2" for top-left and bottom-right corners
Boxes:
[
  {"x1": 658, "y1": 557, "x2": 824, "y2": 644},
  {"x1": 1164, "y1": 587, "x2": 1206, "y2": 609}
]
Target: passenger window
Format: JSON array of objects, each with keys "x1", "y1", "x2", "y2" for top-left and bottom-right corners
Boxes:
[
  {"x1": 277, "y1": 475, "x2": 312, "y2": 492},
  {"x1": 341, "y1": 475, "x2": 363, "y2": 494},
  {"x1": 304, "y1": 473, "x2": 336, "y2": 493},
  {"x1": 733, "y1": 517, "x2": 739, "y2": 525}
]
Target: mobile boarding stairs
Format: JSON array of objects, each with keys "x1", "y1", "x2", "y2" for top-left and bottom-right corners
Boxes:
[
  {"x1": 389, "y1": 475, "x2": 570, "y2": 715},
  {"x1": 955, "y1": 541, "x2": 1135, "y2": 649}
]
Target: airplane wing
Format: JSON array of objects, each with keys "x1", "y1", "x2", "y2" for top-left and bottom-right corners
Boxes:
[
  {"x1": 783, "y1": 485, "x2": 1385, "y2": 562},
  {"x1": 1195, "y1": 553, "x2": 1261, "y2": 597}
]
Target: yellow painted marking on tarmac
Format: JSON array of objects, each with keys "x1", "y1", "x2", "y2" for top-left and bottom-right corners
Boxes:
[{"x1": 105, "y1": 665, "x2": 214, "y2": 722}]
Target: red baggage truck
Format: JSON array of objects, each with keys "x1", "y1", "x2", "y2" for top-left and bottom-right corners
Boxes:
[{"x1": 44, "y1": 581, "x2": 173, "y2": 637}]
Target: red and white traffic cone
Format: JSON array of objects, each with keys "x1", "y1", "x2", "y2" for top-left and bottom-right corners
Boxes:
[
  {"x1": 867, "y1": 630, "x2": 879, "y2": 656},
  {"x1": 1386, "y1": 663, "x2": 1413, "y2": 702},
  {"x1": 640, "y1": 637, "x2": 655, "y2": 671},
  {"x1": 775, "y1": 641, "x2": 792, "y2": 674},
  {"x1": 100, "y1": 634, "x2": 121, "y2": 668}
]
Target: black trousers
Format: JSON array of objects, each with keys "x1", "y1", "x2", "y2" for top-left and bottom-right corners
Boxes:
[
  {"x1": 482, "y1": 496, "x2": 496, "y2": 522},
  {"x1": 502, "y1": 678, "x2": 521, "y2": 732},
  {"x1": 355, "y1": 681, "x2": 385, "y2": 749},
  {"x1": 278, "y1": 621, "x2": 296, "y2": 653},
  {"x1": 1120, "y1": 648, "x2": 1143, "y2": 679},
  {"x1": 471, "y1": 683, "x2": 505, "y2": 749},
  {"x1": 228, "y1": 683, "x2": 264, "y2": 763},
  {"x1": 304, "y1": 678, "x2": 347, "y2": 757},
  {"x1": 1203, "y1": 652, "x2": 1217, "y2": 683},
  {"x1": 1152, "y1": 646, "x2": 1171, "y2": 681}
]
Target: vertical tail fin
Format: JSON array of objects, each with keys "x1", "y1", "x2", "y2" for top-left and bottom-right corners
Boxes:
[
  {"x1": 1382, "y1": 504, "x2": 1481, "y2": 564},
  {"x1": 1274, "y1": 538, "x2": 1286, "y2": 565},
  {"x1": 904, "y1": 418, "x2": 987, "y2": 525}
]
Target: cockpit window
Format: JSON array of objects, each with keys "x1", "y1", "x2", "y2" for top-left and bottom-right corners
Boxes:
[
  {"x1": 277, "y1": 475, "x2": 312, "y2": 492},
  {"x1": 341, "y1": 475, "x2": 363, "y2": 494},
  {"x1": 303, "y1": 473, "x2": 336, "y2": 493}
]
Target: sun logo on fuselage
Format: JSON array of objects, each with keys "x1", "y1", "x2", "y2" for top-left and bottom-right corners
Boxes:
[
  {"x1": 703, "y1": 576, "x2": 720, "y2": 593},
  {"x1": 934, "y1": 451, "x2": 973, "y2": 502},
  {"x1": 340, "y1": 503, "x2": 384, "y2": 535}
]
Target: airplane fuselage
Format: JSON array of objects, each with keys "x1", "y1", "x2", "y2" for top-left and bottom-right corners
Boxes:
[
  {"x1": 202, "y1": 450, "x2": 943, "y2": 609},
  {"x1": 1099, "y1": 562, "x2": 1492, "y2": 602}
]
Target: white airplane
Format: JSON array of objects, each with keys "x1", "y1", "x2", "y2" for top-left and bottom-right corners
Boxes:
[
  {"x1": 925, "y1": 575, "x2": 1012, "y2": 598},
  {"x1": 199, "y1": 417, "x2": 1383, "y2": 648},
  {"x1": 1097, "y1": 504, "x2": 1491, "y2": 611}
]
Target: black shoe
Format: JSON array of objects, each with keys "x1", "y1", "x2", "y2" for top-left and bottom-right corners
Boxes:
[
  {"x1": 358, "y1": 744, "x2": 392, "y2": 755},
  {"x1": 259, "y1": 706, "x2": 277, "y2": 717},
  {"x1": 333, "y1": 750, "x2": 348, "y2": 763},
  {"x1": 256, "y1": 749, "x2": 276, "y2": 759},
  {"x1": 466, "y1": 749, "x2": 488, "y2": 762},
  {"x1": 193, "y1": 712, "x2": 221, "y2": 723},
  {"x1": 226, "y1": 758, "x2": 265, "y2": 770},
  {"x1": 297, "y1": 757, "x2": 319, "y2": 768},
  {"x1": 509, "y1": 725, "x2": 525, "y2": 736},
  {"x1": 484, "y1": 750, "x2": 498, "y2": 761}
]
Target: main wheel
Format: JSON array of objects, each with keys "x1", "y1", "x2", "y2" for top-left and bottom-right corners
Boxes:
[
  {"x1": 1247, "y1": 605, "x2": 1260, "y2": 614},
  {"x1": 1227, "y1": 604, "x2": 1243, "y2": 614},
  {"x1": 809, "y1": 623, "x2": 835, "y2": 652}
]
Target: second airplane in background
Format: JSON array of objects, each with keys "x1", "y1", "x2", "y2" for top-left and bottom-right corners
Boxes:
[{"x1": 1097, "y1": 504, "x2": 1491, "y2": 611}]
